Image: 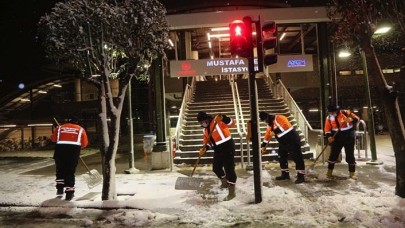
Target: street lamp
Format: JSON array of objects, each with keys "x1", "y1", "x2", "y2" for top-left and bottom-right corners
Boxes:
[
  {"x1": 336, "y1": 47, "x2": 381, "y2": 164},
  {"x1": 359, "y1": 48, "x2": 382, "y2": 165},
  {"x1": 125, "y1": 78, "x2": 140, "y2": 174},
  {"x1": 374, "y1": 26, "x2": 391, "y2": 35},
  {"x1": 338, "y1": 50, "x2": 351, "y2": 58}
]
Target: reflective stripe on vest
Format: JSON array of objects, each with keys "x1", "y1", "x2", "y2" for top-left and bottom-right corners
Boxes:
[
  {"x1": 214, "y1": 124, "x2": 231, "y2": 145},
  {"x1": 274, "y1": 117, "x2": 293, "y2": 138},
  {"x1": 331, "y1": 125, "x2": 353, "y2": 131},
  {"x1": 56, "y1": 127, "x2": 83, "y2": 146},
  {"x1": 328, "y1": 114, "x2": 354, "y2": 132}
]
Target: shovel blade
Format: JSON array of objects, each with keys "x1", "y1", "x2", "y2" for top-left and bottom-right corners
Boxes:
[
  {"x1": 306, "y1": 164, "x2": 316, "y2": 174},
  {"x1": 175, "y1": 177, "x2": 203, "y2": 190},
  {"x1": 81, "y1": 169, "x2": 103, "y2": 189}
]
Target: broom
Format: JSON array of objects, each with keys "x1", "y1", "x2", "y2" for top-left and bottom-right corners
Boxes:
[{"x1": 53, "y1": 117, "x2": 102, "y2": 189}]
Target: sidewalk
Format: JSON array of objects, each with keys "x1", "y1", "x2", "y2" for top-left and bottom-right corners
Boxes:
[
  {"x1": 0, "y1": 133, "x2": 403, "y2": 228},
  {"x1": 0, "y1": 133, "x2": 396, "y2": 174},
  {"x1": 0, "y1": 148, "x2": 99, "y2": 158}
]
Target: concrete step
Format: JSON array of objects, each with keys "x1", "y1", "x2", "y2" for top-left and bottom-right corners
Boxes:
[{"x1": 173, "y1": 78, "x2": 312, "y2": 165}]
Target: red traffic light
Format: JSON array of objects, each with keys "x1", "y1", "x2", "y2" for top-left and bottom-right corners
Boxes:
[
  {"x1": 230, "y1": 20, "x2": 245, "y2": 37},
  {"x1": 229, "y1": 20, "x2": 251, "y2": 57}
]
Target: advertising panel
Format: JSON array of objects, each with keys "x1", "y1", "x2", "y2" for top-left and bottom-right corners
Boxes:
[
  {"x1": 267, "y1": 55, "x2": 313, "y2": 73},
  {"x1": 170, "y1": 58, "x2": 249, "y2": 77}
]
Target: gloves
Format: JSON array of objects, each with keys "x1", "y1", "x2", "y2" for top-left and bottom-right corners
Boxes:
[
  {"x1": 328, "y1": 136, "x2": 335, "y2": 144},
  {"x1": 344, "y1": 117, "x2": 352, "y2": 123},
  {"x1": 214, "y1": 114, "x2": 223, "y2": 123},
  {"x1": 199, "y1": 147, "x2": 207, "y2": 156},
  {"x1": 261, "y1": 147, "x2": 267, "y2": 154}
]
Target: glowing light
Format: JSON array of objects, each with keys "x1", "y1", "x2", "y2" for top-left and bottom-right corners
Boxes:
[
  {"x1": 374, "y1": 26, "x2": 391, "y2": 34},
  {"x1": 338, "y1": 50, "x2": 351, "y2": 58},
  {"x1": 279, "y1": 32, "x2": 286, "y2": 40}
]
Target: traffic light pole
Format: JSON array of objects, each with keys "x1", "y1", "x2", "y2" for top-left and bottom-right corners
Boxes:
[
  {"x1": 248, "y1": 58, "x2": 263, "y2": 204},
  {"x1": 243, "y1": 16, "x2": 263, "y2": 204}
]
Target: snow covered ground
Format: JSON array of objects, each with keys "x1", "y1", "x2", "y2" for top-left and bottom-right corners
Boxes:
[{"x1": 0, "y1": 134, "x2": 404, "y2": 227}]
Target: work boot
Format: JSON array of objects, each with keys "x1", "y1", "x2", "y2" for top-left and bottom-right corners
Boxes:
[
  {"x1": 349, "y1": 172, "x2": 358, "y2": 180},
  {"x1": 326, "y1": 169, "x2": 333, "y2": 178},
  {"x1": 65, "y1": 191, "x2": 75, "y2": 201},
  {"x1": 220, "y1": 178, "x2": 228, "y2": 188},
  {"x1": 56, "y1": 187, "x2": 64, "y2": 195},
  {"x1": 275, "y1": 171, "x2": 290, "y2": 180},
  {"x1": 224, "y1": 185, "x2": 236, "y2": 201},
  {"x1": 295, "y1": 173, "x2": 305, "y2": 184}
]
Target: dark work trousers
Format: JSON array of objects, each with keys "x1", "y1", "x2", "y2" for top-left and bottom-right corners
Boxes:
[
  {"x1": 276, "y1": 129, "x2": 305, "y2": 171},
  {"x1": 54, "y1": 144, "x2": 81, "y2": 191},
  {"x1": 212, "y1": 139, "x2": 237, "y2": 185},
  {"x1": 327, "y1": 129, "x2": 356, "y2": 172}
]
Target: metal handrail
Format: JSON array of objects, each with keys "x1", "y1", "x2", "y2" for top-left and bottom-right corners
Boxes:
[
  {"x1": 230, "y1": 78, "x2": 242, "y2": 134},
  {"x1": 234, "y1": 82, "x2": 246, "y2": 133},
  {"x1": 173, "y1": 78, "x2": 195, "y2": 150},
  {"x1": 355, "y1": 119, "x2": 369, "y2": 160},
  {"x1": 229, "y1": 77, "x2": 245, "y2": 168},
  {"x1": 264, "y1": 75, "x2": 323, "y2": 156}
]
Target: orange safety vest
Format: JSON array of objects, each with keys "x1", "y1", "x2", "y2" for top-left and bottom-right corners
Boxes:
[
  {"x1": 202, "y1": 118, "x2": 236, "y2": 147},
  {"x1": 263, "y1": 114, "x2": 293, "y2": 143},
  {"x1": 324, "y1": 110, "x2": 360, "y2": 134},
  {"x1": 51, "y1": 123, "x2": 89, "y2": 148}
]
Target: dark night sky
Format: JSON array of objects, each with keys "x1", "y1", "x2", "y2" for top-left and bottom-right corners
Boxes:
[
  {"x1": 0, "y1": 0, "x2": 57, "y2": 93},
  {"x1": 0, "y1": 0, "x2": 326, "y2": 94}
]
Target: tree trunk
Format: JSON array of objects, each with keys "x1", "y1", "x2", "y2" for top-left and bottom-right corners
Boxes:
[
  {"x1": 97, "y1": 81, "x2": 116, "y2": 200},
  {"x1": 99, "y1": 73, "x2": 128, "y2": 200},
  {"x1": 362, "y1": 42, "x2": 405, "y2": 198}
]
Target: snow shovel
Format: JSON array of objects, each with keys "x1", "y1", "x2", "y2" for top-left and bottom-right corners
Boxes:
[
  {"x1": 79, "y1": 156, "x2": 103, "y2": 189},
  {"x1": 174, "y1": 155, "x2": 204, "y2": 190},
  {"x1": 175, "y1": 116, "x2": 219, "y2": 190},
  {"x1": 306, "y1": 131, "x2": 338, "y2": 173}
]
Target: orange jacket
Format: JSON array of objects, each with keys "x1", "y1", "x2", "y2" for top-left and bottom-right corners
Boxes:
[
  {"x1": 263, "y1": 114, "x2": 293, "y2": 143},
  {"x1": 51, "y1": 123, "x2": 88, "y2": 149},
  {"x1": 324, "y1": 110, "x2": 360, "y2": 134},
  {"x1": 202, "y1": 117, "x2": 236, "y2": 147}
]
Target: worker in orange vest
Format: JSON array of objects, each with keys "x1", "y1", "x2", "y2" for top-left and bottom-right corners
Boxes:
[
  {"x1": 259, "y1": 111, "x2": 306, "y2": 184},
  {"x1": 324, "y1": 104, "x2": 360, "y2": 179},
  {"x1": 197, "y1": 111, "x2": 237, "y2": 201},
  {"x1": 51, "y1": 116, "x2": 88, "y2": 201}
]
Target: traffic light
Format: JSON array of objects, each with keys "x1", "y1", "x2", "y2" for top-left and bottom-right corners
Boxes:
[
  {"x1": 257, "y1": 21, "x2": 277, "y2": 71},
  {"x1": 229, "y1": 19, "x2": 252, "y2": 57}
]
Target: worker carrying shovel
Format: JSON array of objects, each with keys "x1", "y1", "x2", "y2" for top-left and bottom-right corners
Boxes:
[
  {"x1": 197, "y1": 111, "x2": 237, "y2": 201},
  {"x1": 324, "y1": 104, "x2": 360, "y2": 180},
  {"x1": 51, "y1": 116, "x2": 88, "y2": 201}
]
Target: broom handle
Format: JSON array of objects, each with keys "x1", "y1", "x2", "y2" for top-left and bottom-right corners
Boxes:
[
  {"x1": 191, "y1": 115, "x2": 219, "y2": 177},
  {"x1": 313, "y1": 130, "x2": 339, "y2": 163}
]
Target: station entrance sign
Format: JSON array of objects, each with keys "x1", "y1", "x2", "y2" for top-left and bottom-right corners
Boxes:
[{"x1": 169, "y1": 58, "x2": 248, "y2": 77}]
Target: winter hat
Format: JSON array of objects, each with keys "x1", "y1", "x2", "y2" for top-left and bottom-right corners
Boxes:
[
  {"x1": 327, "y1": 104, "x2": 340, "y2": 112},
  {"x1": 197, "y1": 111, "x2": 210, "y2": 122},
  {"x1": 66, "y1": 115, "x2": 79, "y2": 124},
  {"x1": 259, "y1": 111, "x2": 269, "y2": 121}
]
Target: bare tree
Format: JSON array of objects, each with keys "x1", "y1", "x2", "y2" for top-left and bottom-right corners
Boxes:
[
  {"x1": 328, "y1": 0, "x2": 405, "y2": 197},
  {"x1": 38, "y1": 0, "x2": 169, "y2": 200}
]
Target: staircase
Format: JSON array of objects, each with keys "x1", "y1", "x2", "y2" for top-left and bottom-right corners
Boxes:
[
  {"x1": 236, "y1": 78, "x2": 312, "y2": 162},
  {"x1": 174, "y1": 79, "x2": 239, "y2": 164},
  {"x1": 173, "y1": 77, "x2": 312, "y2": 165}
]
